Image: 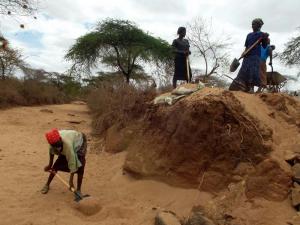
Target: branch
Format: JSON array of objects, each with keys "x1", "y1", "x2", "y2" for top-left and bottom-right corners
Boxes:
[{"x1": 113, "y1": 46, "x2": 128, "y2": 76}]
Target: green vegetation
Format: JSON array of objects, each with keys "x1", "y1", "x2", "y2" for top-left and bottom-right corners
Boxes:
[{"x1": 66, "y1": 18, "x2": 172, "y2": 83}]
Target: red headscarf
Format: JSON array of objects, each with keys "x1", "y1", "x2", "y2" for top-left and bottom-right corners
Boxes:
[{"x1": 45, "y1": 128, "x2": 61, "y2": 145}]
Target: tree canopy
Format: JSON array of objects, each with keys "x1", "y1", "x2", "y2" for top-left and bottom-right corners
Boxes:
[
  {"x1": 0, "y1": 39, "x2": 24, "y2": 79},
  {"x1": 281, "y1": 30, "x2": 300, "y2": 66},
  {"x1": 66, "y1": 18, "x2": 172, "y2": 83}
]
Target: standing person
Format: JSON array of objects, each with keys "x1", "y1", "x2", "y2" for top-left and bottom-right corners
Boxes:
[
  {"x1": 257, "y1": 38, "x2": 275, "y2": 92},
  {"x1": 172, "y1": 27, "x2": 192, "y2": 88},
  {"x1": 41, "y1": 128, "x2": 87, "y2": 198},
  {"x1": 229, "y1": 18, "x2": 268, "y2": 92}
]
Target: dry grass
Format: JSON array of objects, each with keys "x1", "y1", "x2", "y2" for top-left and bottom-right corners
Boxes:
[
  {"x1": 0, "y1": 78, "x2": 69, "y2": 108},
  {"x1": 87, "y1": 80, "x2": 156, "y2": 135}
]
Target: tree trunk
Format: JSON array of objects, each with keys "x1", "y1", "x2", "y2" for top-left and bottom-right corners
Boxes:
[
  {"x1": 204, "y1": 56, "x2": 208, "y2": 77},
  {"x1": 125, "y1": 74, "x2": 130, "y2": 83},
  {"x1": 0, "y1": 56, "x2": 5, "y2": 80}
]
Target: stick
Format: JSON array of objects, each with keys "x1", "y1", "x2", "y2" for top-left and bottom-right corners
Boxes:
[
  {"x1": 239, "y1": 37, "x2": 262, "y2": 60},
  {"x1": 49, "y1": 170, "x2": 76, "y2": 192},
  {"x1": 186, "y1": 57, "x2": 190, "y2": 83}
]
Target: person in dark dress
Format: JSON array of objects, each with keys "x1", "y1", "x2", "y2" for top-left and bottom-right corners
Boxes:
[
  {"x1": 229, "y1": 18, "x2": 268, "y2": 92},
  {"x1": 172, "y1": 27, "x2": 192, "y2": 88}
]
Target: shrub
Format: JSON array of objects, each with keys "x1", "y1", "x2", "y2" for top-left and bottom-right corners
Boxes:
[
  {"x1": 0, "y1": 77, "x2": 70, "y2": 108},
  {"x1": 87, "y1": 80, "x2": 156, "y2": 134}
]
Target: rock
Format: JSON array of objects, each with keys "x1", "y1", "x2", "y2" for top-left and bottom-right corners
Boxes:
[
  {"x1": 285, "y1": 151, "x2": 300, "y2": 165},
  {"x1": 245, "y1": 159, "x2": 292, "y2": 201},
  {"x1": 288, "y1": 215, "x2": 300, "y2": 225},
  {"x1": 186, "y1": 211, "x2": 215, "y2": 225},
  {"x1": 268, "y1": 112, "x2": 275, "y2": 118},
  {"x1": 72, "y1": 101, "x2": 86, "y2": 105},
  {"x1": 234, "y1": 162, "x2": 255, "y2": 176},
  {"x1": 105, "y1": 125, "x2": 134, "y2": 153},
  {"x1": 232, "y1": 175, "x2": 243, "y2": 182},
  {"x1": 292, "y1": 187, "x2": 300, "y2": 207},
  {"x1": 155, "y1": 211, "x2": 181, "y2": 225},
  {"x1": 67, "y1": 120, "x2": 85, "y2": 124},
  {"x1": 292, "y1": 164, "x2": 300, "y2": 182},
  {"x1": 68, "y1": 113, "x2": 75, "y2": 117},
  {"x1": 40, "y1": 109, "x2": 53, "y2": 113}
]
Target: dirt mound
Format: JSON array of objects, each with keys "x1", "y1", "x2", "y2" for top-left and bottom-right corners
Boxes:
[
  {"x1": 245, "y1": 159, "x2": 291, "y2": 201},
  {"x1": 260, "y1": 93, "x2": 300, "y2": 128},
  {"x1": 72, "y1": 197, "x2": 102, "y2": 216},
  {"x1": 124, "y1": 89, "x2": 290, "y2": 195}
]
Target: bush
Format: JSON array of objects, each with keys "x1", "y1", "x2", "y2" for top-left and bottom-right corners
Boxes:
[
  {"x1": 0, "y1": 77, "x2": 70, "y2": 108},
  {"x1": 87, "y1": 80, "x2": 156, "y2": 134}
]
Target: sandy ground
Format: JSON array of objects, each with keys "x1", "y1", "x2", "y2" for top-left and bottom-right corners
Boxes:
[
  {"x1": 1, "y1": 97, "x2": 298, "y2": 225},
  {"x1": 0, "y1": 102, "x2": 211, "y2": 225}
]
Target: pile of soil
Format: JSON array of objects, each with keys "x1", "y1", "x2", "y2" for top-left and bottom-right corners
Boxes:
[{"x1": 123, "y1": 88, "x2": 296, "y2": 200}]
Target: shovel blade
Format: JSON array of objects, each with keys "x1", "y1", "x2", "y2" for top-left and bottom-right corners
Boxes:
[
  {"x1": 74, "y1": 193, "x2": 90, "y2": 202},
  {"x1": 230, "y1": 58, "x2": 240, "y2": 72}
]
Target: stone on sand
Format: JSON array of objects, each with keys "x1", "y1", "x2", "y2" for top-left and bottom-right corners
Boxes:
[
  {"x1": 155, "y1": 211, "x2": 181, "y2": 225},
  {"x1": 292, "y1": 186, "x2": 300, "y2": 207}
]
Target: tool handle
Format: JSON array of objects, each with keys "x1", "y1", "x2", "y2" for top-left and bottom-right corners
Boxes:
[
  {"x1": 50, "y1": 171, "x2": 76, "y2": 193},
  {"x1": 239, "y1": 37, "x2": 262, "y2": 60},
  {"x1": 186, "y1": 57, "x2": 190, "y2": 82}
]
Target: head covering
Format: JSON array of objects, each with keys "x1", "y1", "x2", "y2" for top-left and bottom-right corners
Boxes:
[
  {"x1": 177, "y1": 27, "x2": 186, "y2": 35},
  {"x1": 45, "y1": 128, "x2": 61, "y2": 145},
  {"x1": 252, "y1": 18, "x2": 264, "y2": 28}
]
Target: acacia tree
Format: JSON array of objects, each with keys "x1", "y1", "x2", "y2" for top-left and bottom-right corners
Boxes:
[
  {"x1": 281, "y1": 30, "x2": 300, "y2": 66},
  {"x1": 187, "y1": 17, "x2": 231, "y2": 80},
  {"x1": 0, "y1": 41, "x2": 24, "y2": 79},
  {"x1": 66, "y1": 19, "x2": 172, "y2": 83}
]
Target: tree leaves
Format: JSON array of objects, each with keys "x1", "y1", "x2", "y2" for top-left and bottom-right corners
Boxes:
[
  {"x1": 66, "y1": 18, "x2": 172, "y2": 83},
  {"x1": 280, "y1": 32, "x2": 300, "y2": 66}
]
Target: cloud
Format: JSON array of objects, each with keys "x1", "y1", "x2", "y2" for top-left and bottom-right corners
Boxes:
[
  {"x1": 129, "y1": 0, "x2": 186, "y2": 14},
  {"x1": 0, "y1": 0, "x2": 299, "y2": 83}
]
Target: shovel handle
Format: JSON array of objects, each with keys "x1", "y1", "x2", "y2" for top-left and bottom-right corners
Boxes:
[
  {"x1": 49, "y1": 170, "x2": 76, "y2": 193},
  {"x1": 239, "y1": 37, "x2": 263, "y2": 60}
]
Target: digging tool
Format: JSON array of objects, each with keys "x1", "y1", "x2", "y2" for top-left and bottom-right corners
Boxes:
[
  {"x1": 186, "y1": 56, "x2": 190, "y2": 82},
  {"x1": 221, "y1": 73, "x2": 247, "y2": 91},
  {"x1": 49, "y1": 170, "x2": 90, "y2": 202},
  {"x1": 230, "y1": 37, "x2": 263, "y2": 72}
]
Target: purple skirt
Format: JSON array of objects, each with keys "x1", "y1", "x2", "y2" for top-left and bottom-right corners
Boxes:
[{"x1": 236, "y1": 55, "x2": 261, "y2": 87}]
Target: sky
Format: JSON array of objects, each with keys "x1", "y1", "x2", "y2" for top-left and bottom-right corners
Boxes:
[{"x1": 0, "y1": 0, "x2": 300, "y2": 90}]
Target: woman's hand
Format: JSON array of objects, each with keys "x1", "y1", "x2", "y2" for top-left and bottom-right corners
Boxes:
[{"x1": 44, "y1": 165, "x2": 52, "y2": 172}]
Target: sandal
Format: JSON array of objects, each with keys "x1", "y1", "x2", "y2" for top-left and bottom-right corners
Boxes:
[{"x1": 41, "y1": 185, "x2": 49, "y2": 194}]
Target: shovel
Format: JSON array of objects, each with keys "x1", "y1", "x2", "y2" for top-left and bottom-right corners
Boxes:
[
  {"x1": 230, "y1": 37, "x2": 263, "y2": 72},
  {"x1": 49, "y1": 170, "x2": 90, "y2": 202}
]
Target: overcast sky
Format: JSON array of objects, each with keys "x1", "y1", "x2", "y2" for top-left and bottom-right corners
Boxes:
[{"x1": 0, "y1": 0, "x2": 299, "y2": 89}]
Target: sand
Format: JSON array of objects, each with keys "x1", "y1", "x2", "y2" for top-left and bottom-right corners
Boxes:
[
  {"x1": 0, "y1": 102, "x2": 209, "y2": 225},
  {"x1": 0, "y1": 91, "x2": 299, "y2": 225}
]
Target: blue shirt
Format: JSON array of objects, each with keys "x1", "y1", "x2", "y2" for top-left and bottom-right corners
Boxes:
[
  {"x1": 260, "y1": 45, "x2": 270, "y2": 61},
  {"x1": 245, "y1": 31, "x2": 263, "y2": 57}
]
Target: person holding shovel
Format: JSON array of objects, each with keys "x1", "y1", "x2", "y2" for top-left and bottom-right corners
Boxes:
[
  {"x1": 41, "y1": 128, "x2": 87, "y2": 199},
  {"x1": 257, "y1": 38, "x2": 275, "y2": 93},
  {"x1": 230, "y1": 18, "x2": 268, "y2": 92},
  {"x1": 172, "y1": 27, "x2": 192, "y2": 88}
]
